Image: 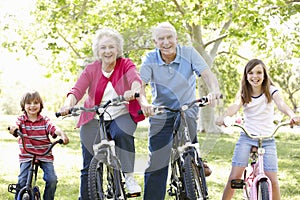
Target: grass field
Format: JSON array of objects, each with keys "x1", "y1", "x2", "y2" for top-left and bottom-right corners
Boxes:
[{"x1": 1, "y1": 115, "x2": 299, "y2": 200}]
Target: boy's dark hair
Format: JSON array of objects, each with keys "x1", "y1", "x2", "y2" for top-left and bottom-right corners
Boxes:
[{"x1": 20, "y1": 90, "x2": 44, "y2": 114}]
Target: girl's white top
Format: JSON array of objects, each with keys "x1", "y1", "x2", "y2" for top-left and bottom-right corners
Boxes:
[{"x1": 243, "y1": 85, "x2": 278, "y2": 136}]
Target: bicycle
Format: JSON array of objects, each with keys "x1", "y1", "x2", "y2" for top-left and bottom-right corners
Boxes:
[
  {"x1": 7, "y1": 127, "x2": 63, "y2": 200},
  {"x1": 140, "y1": 96, "x2": 211, "y2": 200},
  {"x1": 55, "y1": 94, "x2": 141, "y2": 200},
  {"x1": 224, "y1": 117, "x2": 293, "y2": 200}
]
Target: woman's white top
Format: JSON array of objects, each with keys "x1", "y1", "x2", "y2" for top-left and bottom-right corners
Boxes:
[{"x1": 99, "y1": 69, "x2": 128, "y2": 121}]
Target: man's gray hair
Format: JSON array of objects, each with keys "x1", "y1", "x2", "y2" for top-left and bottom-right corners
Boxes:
[{"x1": 152, "y1": 22, "x2": 177, "y2": 40}]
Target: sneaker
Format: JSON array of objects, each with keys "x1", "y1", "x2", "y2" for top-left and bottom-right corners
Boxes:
[{"x1": 124, "y1": 174, "x2": 141, "y2": 194}]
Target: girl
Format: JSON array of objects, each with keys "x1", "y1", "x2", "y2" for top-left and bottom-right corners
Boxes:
[{"x1": 216, "y1": 59, "x2": 300, "y2": 200}]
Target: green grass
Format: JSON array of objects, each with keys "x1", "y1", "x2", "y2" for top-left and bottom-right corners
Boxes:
[{"x1": 1, "y1": 115, "x2": 299, "y2": 200}]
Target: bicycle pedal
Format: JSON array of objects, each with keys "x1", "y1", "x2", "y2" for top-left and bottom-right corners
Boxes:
[
  {"x1": 231, "y1": 179, "x2": 244, "y2": 189},
  {"x1": 126, "y1": 192, "x2": 141, "y2": 198},
  {"x1": 8, "y1": 184, "x2": 19, "y2": 194},
  {"x1": 167, "y1": 188, "x2": 176, "y2": 196}
]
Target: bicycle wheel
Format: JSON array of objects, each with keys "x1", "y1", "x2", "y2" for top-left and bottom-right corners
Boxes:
[
  {"x1": 257, "y1": 179, "x2": 269, "y2": 200},
  {"x1": 168, "y1": 158, "x2": 185, "y2": 200},
  {"x1": 33, "y1": 186, "x2": 41, "y2": 200},
  {"x1": 88, "y1": 156, "x2": 126, "y2": 200},
  {"x1": 183, "y1": 152, "x2": 208, "y2": 200},
  {"x1": 17, "y1": 188, "x2": 32, "y2": 200}
]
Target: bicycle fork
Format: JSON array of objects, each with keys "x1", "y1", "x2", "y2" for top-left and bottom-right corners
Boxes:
[
  {"x1": 249, "y1": 147, "x2": 272, "y2": 200},
  {"x1": 231, "y1": 146, "x2": 273, "y2": 200}
]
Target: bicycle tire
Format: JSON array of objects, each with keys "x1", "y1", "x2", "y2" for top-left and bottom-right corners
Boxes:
[
  {"x1": 33, "y1": 186, "x2": 40, "y2": 200},
  {"x1": 17, "y1": 188, "x2": 32, "y2": 200},
  {"x1": 88, "y1": 156, "x2": 126, "y2": 200},
  {"x1": 257, "y1": 179, "x2": 269, "y2": 200},
  {"x1": 168, "y1": 158, "x2": 186, "y2": 200},
  {"x1": 183, "y1": 152, "x2": 208, "y2": 200}
]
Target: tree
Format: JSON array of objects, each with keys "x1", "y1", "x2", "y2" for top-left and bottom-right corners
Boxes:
[{"x1": 1, "y1": 0, "x2": 299, "y2": 130}]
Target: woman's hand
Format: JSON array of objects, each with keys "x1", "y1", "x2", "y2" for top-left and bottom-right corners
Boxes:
[{"x1": 123, "y1": 90, "x2": 137, "y2": 101}]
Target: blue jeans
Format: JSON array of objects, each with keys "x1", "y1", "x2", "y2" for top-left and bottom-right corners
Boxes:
[
  {"x1": 232, "y1": 132, "x2": 278, "y2": 171},
  {"x1": 79, "y1": 114, "x2": 137, "y2": 200},
  {"x1": 16, "y1": 161, "x2": 57, "y2": 200},
  {"x1": 143, "y1": 113, "x2": 197, "y2": 200}
]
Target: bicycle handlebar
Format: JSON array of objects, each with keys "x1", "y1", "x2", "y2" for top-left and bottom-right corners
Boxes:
[
  {"x1": 8, "y1": 127, "x2": 63, "y2": 156},
  {"x1": 56, "y1": 93, "x2": 140, "y2": 118},
  {"x1": 138, "y1": 95, "x2": 222, "y2": 115},
  {"x1": 223, "y1": 116, "x2": 292, "y2": 140}
]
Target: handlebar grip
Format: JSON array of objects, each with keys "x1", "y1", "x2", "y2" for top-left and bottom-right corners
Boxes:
[
  {"x1": 55, "y1": 109, "x2": 72, "y2": 118},
  {"x1": 57, "y1": 139, "x2": 64, "y2": 144},
  {"x1": 55, "y1": 112, "x2": 62, "y2": 118},
  {"x1": 8, "y1": 126, "x2": 19, "y2": 138},
  {"x1": 137, "y1": 110, "x2": 143, "y2": 115},
  {"x1": 134, "y1": 93, "x2": 140, "y2": 98}
]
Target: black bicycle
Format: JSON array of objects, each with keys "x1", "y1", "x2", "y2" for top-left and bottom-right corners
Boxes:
[
  {"x1": 56, "y1": 94, "x2": 140, "y2": 200},
  {"x1": 141, "y1": 96, "x2": 211, "y2": 200},
  {"x1": 7, "y1": 127, "x2": 63, "y2": 200}
]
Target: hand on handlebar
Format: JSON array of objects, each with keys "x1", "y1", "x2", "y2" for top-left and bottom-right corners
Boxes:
[
  {"x1": 8, "y1": 126, "x2": 18, "y2": 137},
  {"x1": 59, "y1": 133, "x2": 69, "y2": 145},
  {"x1": 216, "y1": 116, "x2": 243, "y2": 127},
  {"x1": 206, "y1": 92, "x2": 223, "y2": 107},
  {"x1": 123, "y1": 91, "x2": 139, "y2": 101},
  {"x1": 139, "y1": 103, "x2": 155, "y2": 118},
  {"x1": 290, "y1": 116, "x2": 300, "y2": 128}
]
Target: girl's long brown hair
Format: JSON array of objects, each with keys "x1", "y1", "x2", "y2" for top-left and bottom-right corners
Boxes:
[{"x1": 240, "y1": 59, "x2": 273, "y2": 104}]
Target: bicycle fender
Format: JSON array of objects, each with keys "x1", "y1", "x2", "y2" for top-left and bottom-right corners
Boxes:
[
  {"x1": 250, "y1": 174, "x2": 272, "y2": 200},
  {"x1": 93, "y1": 148, "x2": 121, "y2": 170}
]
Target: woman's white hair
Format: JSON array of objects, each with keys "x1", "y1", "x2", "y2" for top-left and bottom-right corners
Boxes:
[
  {"x1": 152, "y1": 22, "x2": 177, "y2": 40},
  {"x1": 92, "y1": 28, "x2": 124, "y2": 60}
]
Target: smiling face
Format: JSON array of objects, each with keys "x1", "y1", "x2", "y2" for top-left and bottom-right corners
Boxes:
[
  {"x1": 153, "y1": 27, "x2": 177, "y2": 64},
  {"x1": 247, "y1": 64, "x2": 265, "y2": 89},
  {"x1": 24, "y1": 99, "x2": 41, "y2": 118},
  {"x1": 97, "y1": 36, "x2": 118, "y2": 69}
]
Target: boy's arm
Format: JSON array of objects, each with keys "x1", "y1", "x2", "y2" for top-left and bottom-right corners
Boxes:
[{"x1": 54, "y1": 127, "x2": 69, "y2": 145}]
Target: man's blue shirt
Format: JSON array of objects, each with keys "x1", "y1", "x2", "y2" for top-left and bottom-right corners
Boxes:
[{"x1": 140, "y1": 45, "x2": 208, "y2": 117}]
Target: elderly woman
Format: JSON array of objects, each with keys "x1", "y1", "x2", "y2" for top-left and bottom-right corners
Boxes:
[{"x1": 60, "y1": 28, "x2": 144, "y2": 200}]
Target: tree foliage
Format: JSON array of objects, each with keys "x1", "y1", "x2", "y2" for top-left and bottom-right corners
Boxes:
[{"x1": 1, "y1": 0, "x2": 299, "y2": 114}]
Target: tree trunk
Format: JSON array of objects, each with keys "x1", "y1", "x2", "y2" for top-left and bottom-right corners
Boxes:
[{"x1": 197, "y1": 78, "x2": 222, "y2": 134}]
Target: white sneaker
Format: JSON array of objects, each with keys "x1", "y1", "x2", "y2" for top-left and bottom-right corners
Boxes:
[{"x1": 124, "y1": 174, "x2": 141, "y2": 194}]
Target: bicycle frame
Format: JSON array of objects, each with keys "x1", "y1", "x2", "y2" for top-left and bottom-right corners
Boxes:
[
  {"x1": 153, "y1": 97, "x2": 210, "y2": 200},
  {"x1": 226, "y1": 118, "x2": 290, "y2": 200},
  {"x1": 57, "y1": 94, "x2": 140, "y2": 199},
  {"x1": 8, "y1": 128, "x2": 63, "y2": 200}
]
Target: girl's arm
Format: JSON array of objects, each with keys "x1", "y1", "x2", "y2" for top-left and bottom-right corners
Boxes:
[
  {"x1": 273, "y1": 92, "x2": 300, "y2": 124},
  {"x1": 216, "y1": 95, "x2": 243, "y2": 126}
]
